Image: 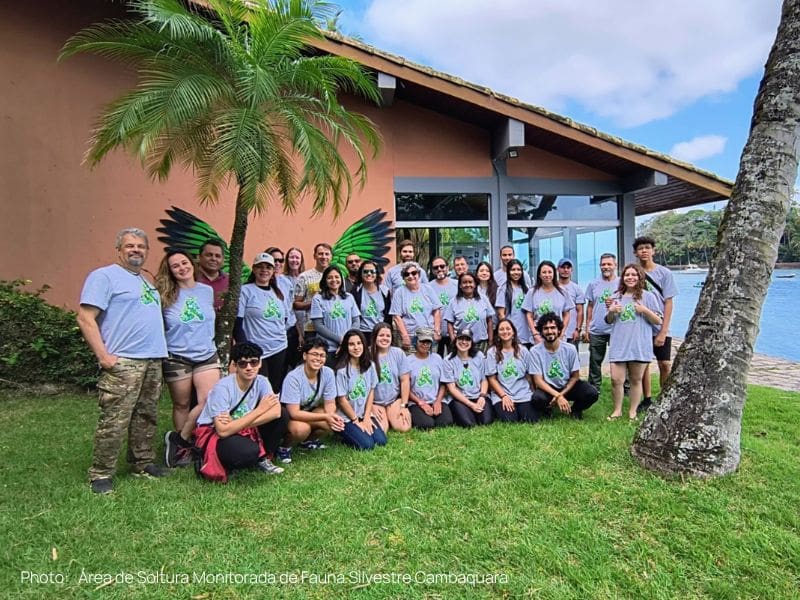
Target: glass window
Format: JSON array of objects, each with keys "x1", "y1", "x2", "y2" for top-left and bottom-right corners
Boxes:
[
  {"x1": 396, "y1": 193, "x2": 489, "y2": 221},
  {"x1": 395, "y1": 227, "x2": 489, "y2": 274},
  {"x1": 507, "y1": 194, "x2": 618, "y2": 221}
]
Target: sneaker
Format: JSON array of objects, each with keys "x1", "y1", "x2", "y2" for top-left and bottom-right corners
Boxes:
[
  {"x1": 173, "y1": 446, "x2": 193, "y2": 468},
  {"x1": 256, "y1": 457, "x2": 284, "y2": 475},
  {"x1": 90, "y1": 478, "x2": 113, "y2": 494},
  {"x1": 299, "y1": 439, "x2": 328, "y2": 450},
  {"x1": 277, "y1": 446, "x2": 293, "y2": 464},
  {"x1": 132, "y1": 463, "x2": 170, "y2": 478},
  {"x1": 637, "y1": 398, "x2": 653, "y2": 414},
  {"x1": 570, "y1": 410, "x2": 584, "y2": 420},
  {"x1": 164, "y1": 431, "x2": 181, "y2": 468}
]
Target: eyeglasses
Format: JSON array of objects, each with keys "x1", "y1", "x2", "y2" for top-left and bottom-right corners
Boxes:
[
  {"x1": 236, "y1": 358, "x2": 260, "y2": 369},
  {"x1": 306, "y1": 351, "x2": 327, "y2": 360},
  {"x1": 432, "y1": 264, "x2": 448, "y2": 271},
  {"x1": 362, "y1": 269, "x2": 377, "y2": 276},
  {"x1": 403, "y1": 270, "x2": 419, "y2": 278}
]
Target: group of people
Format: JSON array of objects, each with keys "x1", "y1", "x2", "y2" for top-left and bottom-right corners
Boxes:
[{"x1": 77, "y1": 228, "x2": 675, "y2": 493}]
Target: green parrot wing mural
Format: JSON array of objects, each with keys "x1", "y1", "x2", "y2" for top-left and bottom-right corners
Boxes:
[{"x1": 157, "y1": 206, "x2": 394, "y2": 284}]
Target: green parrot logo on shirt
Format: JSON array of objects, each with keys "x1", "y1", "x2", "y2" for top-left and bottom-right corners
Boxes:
[
  {"x1": 457, "y1": 366, "x2": 475, "y2": 388},
  {"x1": 263, "y1": 298, "x2": 283, "y2": 320},
  {"x1": 464, "y1": 304, "x2": 479, "y2": 323},
  {"x1": 180, "y1": 296, "x2": 204, "y2": 323},
  {"x1": 351, "y1": 375, "x2": 367, "y2": 400},
  {"x1": 364, "y1": 297, "x2": 379, "y2": 318},
  {"x1": 140, "y1": 282, "x2": 158, "y2": 306},
  {"x1": 379, "y1": 361, "x2": 392, "y2": 384},
  {"x1": 409, "y1": 297, "x2": 424, "y2": 314},
  {"x1": 231, "y1": 402, "x2": 249, "y2": 419},
  {"x1": 547, "y1": 358, "x2": 566, "y2": 380},
  {"x1": 417, "y1": 366, "x2": 434, "y2": 387},
  {"x1": 537, "y1": 299, "x2": 554, "y2": 315},
  {"x1": 330, "y1": 300, "x2": 346, "y2": 319},
  {"x1": 514, "y1": 293, "x2": 524, "y2": 310},
  {"x1": 620, "y1": 302, "x2": 636, "y2": 322},
  {"x1": 439, "y1": 292, "x2": 451, "y2": 306},
  {"x1": 599, "y1": 288, "x2": 613, "y2": 303},
  {"x1": 501, "y1": 358, "x2": 519, "y2": 380}
]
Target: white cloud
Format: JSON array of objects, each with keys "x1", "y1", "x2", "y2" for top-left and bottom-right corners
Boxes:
[
  {"x1": 670, "y1": 135, "x2": 728, "y2": 162},
  {"x1": 361, "y1": 0, "x2": 781, "y2": 127}
]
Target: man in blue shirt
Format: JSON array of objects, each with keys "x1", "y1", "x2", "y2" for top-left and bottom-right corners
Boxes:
[{"x1": 77, "y1": 228, "x2": 169, "y2": 494}]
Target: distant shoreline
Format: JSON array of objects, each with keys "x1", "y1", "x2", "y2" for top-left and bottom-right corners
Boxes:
[{"x1": 667, "y1": 263, "x2": 800, "y2": 270}]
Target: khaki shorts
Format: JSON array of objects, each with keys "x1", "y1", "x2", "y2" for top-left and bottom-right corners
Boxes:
[{"x1": 162, "y1": 353, "x2": 221, "y2": 383}]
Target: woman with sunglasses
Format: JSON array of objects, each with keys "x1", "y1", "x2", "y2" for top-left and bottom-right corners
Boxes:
[
  {"x1": 522, "y1": 260, "x2": 574, "y2": 346},
  {"x1": 156, "y1": 250, "x2": 221, "y2": 467},
  {"x1": 442, "y1": 327, "x2": 493, "y2": 427},
  {"x1": 369, "y1": 322, "x2": 412, "y2": 433},
  {"x1": 351, "y1": 261, "x2": 391, "y2": 346},
  {"x1": 443, "y1": 272, "x2": 495, "y2": 353},
  {"x1": 309, "y1": 265, "x2": 360, "y2": 364},
  {"x1": 389, "y1": 262, "x2": 443, "y2": 353},
  {"x1": 333, "y1": 330, "x2": 387, "y2": 450},
  {"x1": 486, "y1": 318, "x2": 537, "y2": 423},
  {"x1": 475, "y1": 261, "x2": 498, "y2": 308},
  {"x1": 404, "y1": 327, "x2": 452, "y2": 429},
  {"x1": 234, "y1": 253, "x2": 293, "y2": 392},
  {"x1": 496, "y1": 258, "x2": 533, "y2": 347},
  {"x1": 277, "y1": 337, "x2": 343, "y2": 464}
]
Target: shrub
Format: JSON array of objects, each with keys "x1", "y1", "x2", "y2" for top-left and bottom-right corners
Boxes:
[{"x1": 0, "y1": 280, "x2": 97, "y2": 388}]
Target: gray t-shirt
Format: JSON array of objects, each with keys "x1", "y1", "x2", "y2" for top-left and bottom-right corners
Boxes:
[
  {"x1": 521, "y1": 287, "x2": 575, "y2": 325},
  {"x1": 427, "y1": 279, "x2": 459, "y2": 311},
  {"x1": 389, "y1": 285, "x2": 442, "y2": 337},
  {"x1": 275, "y1": 274, "x2": 297, "y2": 328},
  {"x1": 560, "y1": 281, "x2": 585, "y2": 339},
  {"x1": 309, "y1": 293, "x2": 360, "y2": 352},
  {"x1": 162, "y1": 284, "x2": 216, "y2": 362},
  {"x1": 357, "y1": 286, "x2": 388, "y2": 333},
  {"x1": 442, "y1": 352, "x2": 487, "y2": 399},
  {"x1": 197, "y1": 373, "x2": 273, "y2": 426},
  {"x1": 280, "y1": 365, "x2": 337, "y2": 410},
  {"x1": 386, "y1": 262, "x2": 429, "y2": 290},
  {"x1": 584, "y1": 277, "x2": 619, "y2": 336},
  {"x1": 80, "y1": 264, "x2": 167, "y2": 359},
  {"x1": 443, "y1": 295, "x2": 495, "y2": 342},
  {"x1": 373, "y1": 347, "x2": 409, "y2": 405},
  {"x1": 643, "y1": 264, "x2": 678, "y2": 334},
  {"x1": 238, "y1": 284, "x2": 291, "y2": 358},
  {"x1": 485, "y1": 346, "x2": 532, "y2": 404},
  {"x1": 495, "y1": 283, "x2": 533, "y2": 344},
  {"x1": 608, "y1": 291, "x2": 662, "y2": 362},
  {"x1": 335, "y1": 364, "x2": 378, "y2": 421},
  {"x1": 403, "y1": 353, "x2": 446, "y2": 404},
  {"x1": 529, "y1": 342, "x2": 580, "y2": 389}
]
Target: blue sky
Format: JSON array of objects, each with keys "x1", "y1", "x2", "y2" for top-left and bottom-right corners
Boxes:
[{"x1": 330, "y1": 0, "x2": 789, "y2": 208}]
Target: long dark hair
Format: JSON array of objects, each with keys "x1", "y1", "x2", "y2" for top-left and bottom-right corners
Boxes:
[
  {"x1": 448, "y1": 332, "x2": 478, "y2": 360},
  {"x1": 370, "y1": 322, "x2": 392, "y2": 378},
  {"x1": 245, "y1": 260, "x2": 284, "y2": 300},
  {"x1": 475, "y1": 260, "x2": 497, "y2": 305},
  {"x1": 618, "y1": 263, "x2": 647, "y2": 300},
  {"x1": 356, "y1": 260, "x2": 383, "y2": 287},
  {"x1": 319, "y1": 265, "x2": 347, "y2": 300},
  {"x1": 335, "y1": 329, "x2": 371, "y2": 373},
  {"x1": 455, "y1": 272, "x2": 481, "y2": 301},
  {"x1": 493, "y1": 317, "x2": 521, "y2": 363},
  {"x1": 503, "y1": 258, "x2": 528, "y2": 312},
  {"x1": 534, "y1": 260, "x2": 563, "y2": 295}
]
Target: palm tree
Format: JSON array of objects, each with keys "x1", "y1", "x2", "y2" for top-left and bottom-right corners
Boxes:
[{"x1": 59, "y1": 0, "x2": 382, "y2": 361}]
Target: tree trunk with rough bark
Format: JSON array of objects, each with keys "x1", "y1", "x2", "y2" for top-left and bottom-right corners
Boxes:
[
  {"x1": 631, "y1": 0, "x2": 800, "y2": 478},
  {"x1": 214, "y1": 189, "x2": 250, "y2": 369}
]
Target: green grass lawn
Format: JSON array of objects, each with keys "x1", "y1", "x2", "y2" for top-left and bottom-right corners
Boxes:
[{"x1": 1, "y1": 384, "x2": 798, "y2": 599}]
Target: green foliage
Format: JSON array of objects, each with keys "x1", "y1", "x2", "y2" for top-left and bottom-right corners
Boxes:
[{"x1": 0, "y1": 280, "x2": 96, "y2": 388}]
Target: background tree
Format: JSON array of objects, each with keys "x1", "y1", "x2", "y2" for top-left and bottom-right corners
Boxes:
[
  {"x1": 631, "y1": 0, "x2": 800, "y2": 477},
  {"x1": 59, "y1": 0, "x2": 381, "y2": 362}
]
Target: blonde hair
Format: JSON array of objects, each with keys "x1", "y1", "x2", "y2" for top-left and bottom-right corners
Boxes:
[{"x1": 156, "y1": 251, "x2": 197, "y2": 308}]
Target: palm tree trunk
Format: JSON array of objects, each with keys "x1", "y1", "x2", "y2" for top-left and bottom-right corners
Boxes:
[
  {"x1": 215, "y1": 187, "x2": 249, "y2": 368},
  {"x1": 631, "y1": 0, "x2": 800, "y2": 478}
]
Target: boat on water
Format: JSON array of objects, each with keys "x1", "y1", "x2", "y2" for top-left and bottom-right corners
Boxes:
[
  {"x1": 775, "y1": 273, "x2": 796, "y2": 279},
  {"x1": 681, "y1": 264, "x2": 709, "y2": 274}
]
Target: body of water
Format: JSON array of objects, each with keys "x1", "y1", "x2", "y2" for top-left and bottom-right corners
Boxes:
[{"x1": 670, "y1": 269, "x2": 800, "y2": 362}]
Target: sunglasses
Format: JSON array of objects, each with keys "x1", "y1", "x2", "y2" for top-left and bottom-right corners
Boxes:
[
  {"x1": 362, "y1": 269, "x2": 377, "y2": 275},
  {"x1": 403, "y1": 270, "x2": 419, "y2": 278},
  {"x1": 272, "y1": 257, "x2": 285, "y2": 263},
  {"x1": 432, "y1": 264, "x2": 448, "y2": 271},
  {"x1": 236, "y1": 358, "x2": 260, "y2": 369},
  {"x1": 347, "y1": 259, "x2": 362, "y2": 264}
]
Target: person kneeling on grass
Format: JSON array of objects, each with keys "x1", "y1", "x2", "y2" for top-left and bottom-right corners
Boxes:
[
  {"x1": 442, "y1": 327, "x2": 494, "y2": 427},
  {"x1": 334, "y1": 330, "x2": 387, "y2": 450},
  {"x1": 277, "y1": 338, "x2": 344, "y2": 464},
  {"x1": 404, "y1": 327, "x2": 453, "y2": 429},
  {"x1": 193, "y1": 342, "x2": 286, "y2": 482},
  {"x1": 529, "y1": 313, "x2": 598, "y2": 420}
]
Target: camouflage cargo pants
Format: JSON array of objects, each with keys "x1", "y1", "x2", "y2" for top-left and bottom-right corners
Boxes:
[{"x1": 88, "y1": 357, "x2": 162, "y2": 481}]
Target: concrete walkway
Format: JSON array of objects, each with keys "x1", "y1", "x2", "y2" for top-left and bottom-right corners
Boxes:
[{"x1": 579, "y1": 338, "x2": 799, "y2": 393}]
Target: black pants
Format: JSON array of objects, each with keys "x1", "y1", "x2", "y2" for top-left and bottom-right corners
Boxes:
[
  {"x1": 493, "y1": 400, "x2": 540, "y2": 423},
  {"x1": 409, "y1": 403, "x2": 453, "y2": 429},
  {"x1": 530, "y1": 381, "x2": 599, "y2": 417},
  {"x1": 216, "y1": 434, "x2": 261, "y2": 470},
  {"x1": 256, "y1": 404, "x2": 290, "y2": 455},
  {"x1": 259, "y1": 350, "x2": 287, "y2": 394},
  {"x1": 450, "y1": 399, "x2": 494, "y2": 427},
  {"x1": 436, "y1": 335, "x2": 452, "y2": 358},
  {"x1": 285, "y1": 327, "x2": 301, "y2": 373}
]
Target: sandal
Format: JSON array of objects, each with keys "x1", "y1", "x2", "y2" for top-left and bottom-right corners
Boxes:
[{"x1": 606, "y1": 415, "x2": 621, "y2": 421}]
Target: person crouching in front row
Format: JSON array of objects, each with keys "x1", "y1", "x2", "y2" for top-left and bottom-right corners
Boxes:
[{"x1": 194, "y1": 342, "x2": 288, "y2": 482}]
